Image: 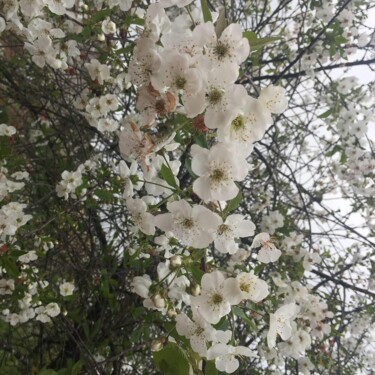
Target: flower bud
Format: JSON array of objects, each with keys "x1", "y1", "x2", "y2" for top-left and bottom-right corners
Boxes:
[
  {"x1": 167, "y1": 309, "x2": 177, "y2": 318},
  {"x1": 152, "y1": 294, "x2": 165, "y2": 309},
  {"x1": 102, "y1": 20, "x2": 116, "y2": 34},
  {"x1": 169, "y1": 255, "x2": 182, "y2": 269},
  {"x1": 151, "y1": 338, "x2": 164, "y2": 352},
  {"x1": 190, "y1": 284, "x2": 201, "y2": 296},
  {"x1": 97, "y1": 34, "x2": 105, "y2": 42}
]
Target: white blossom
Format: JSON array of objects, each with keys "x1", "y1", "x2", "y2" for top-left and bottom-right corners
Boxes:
[
  {"x1": 85, "y1": 59, "x2": 111, "y2": 85},
  {"x1": 191, "y1": 270, "x2": 240, "y2": 324},
  {"x1": 251, "y1": 233, "x2": 282, "y2": 263},
  {"x1": 126, "y1": 198, "x2": 155, "y2": 236},
  {"x1": 155, "y1": 200, "x2": 220, "y2": 248},
  {"x1": 258, "y1": 85, "x2": 288, "y2": 114},
  {"x1": 191, "y1": 143, "x2": 250, "y2": 202},
  {"x1": 207, "y1": 343, "x2": 255, "y2": 373},
  {"x1": 214, "y1": 214, "x2": 255, "y2": 254},
  {"x1": 236, "y1": 271, "x2": 269, "y2": 303},
  {"x1": 267, "y1": 303, "x2": 300, "y2": 348},
  {"x1": 59, "y1": 281, "x2": 75, "y2": 296},
  {"x1": 0, "y1": 123, "x2": 16, "y2": 136},
  {"x1": 44, "y1": 0, "x2": 75, "y2": 15}
]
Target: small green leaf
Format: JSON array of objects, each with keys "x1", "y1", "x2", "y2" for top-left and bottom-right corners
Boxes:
[
  {"x1": 163, "y1": 322, "x2": 190, "y2": 347},
  {"x1": 340, "y1": 152, "x2": 348, "y2": 164},
  {"x1": 100, "y1": 270, "x2": 110, "y2": 298},
  {"x1": 190, "y1": 265, "x2": 204, "y2": 284},
  {"x1": 205, "y1": 360, "x2": 218, "y2": 375},
  {"x1": 255, "y1": 36, "x2": 281, "y2": 46},
  {"x1": 334, "y1": 35, "x2": 347, "y2": 44},
  {"x1": 160, "y1": 164, "x2": 179, "y2": 189},
  {"x1": 71, "y1": 359, "x2": 85, "y2": 375},
  {"x1": 37, "y1": 369, "x2": 57, "y2": 375},
  {"x1": 193, "y1": 132, "x2": 208, "y2": 149},
  {"x1": 243, "y1": 31, "x2": 281, "y2": 51},
  {"x1": 200, "y1": 0, "x2": 212, "y2": 22},
  {"x1": 94, "y1": 189, "x2": 113, "y2": 203},
  {"x1": 224, "y1": 190, "x2": 243, "y2": 215},
  {"x1": 215, "y1": 7, "x2": 228, "y2": 38},
  {"x1": 243, "y1": 31, "x2": 257, "y2": 41},
  {"x1": 87, "y1": 8, "x2": 112, "y2": 25},
  {"x1": 214, "y1": 316, "x2": 230, "y2": 331},
  {"x1": 82, "y1": 321, "x2": 90, "y2": 339},
  {"x1": 2, "y1": 257, "x2": 20, "y2": 278},
  {"x1": 232, "y1": 306, "x2": 257, "y2": 331},
  {"x1": 124, "y1": 15, "x2": 144, "y2": 28},
  {"x1": 325, "y1": 145, "x2": 342, "y2": 157},
  {"x1": 184, "y1": 158, "x2": 197, "y2": 178},
  {"x1": 318, "y1": 109, "x2": 332, "y2": 118},
  {"x1": 153, "y1": 343, "x2": 190, "y2": 375}
]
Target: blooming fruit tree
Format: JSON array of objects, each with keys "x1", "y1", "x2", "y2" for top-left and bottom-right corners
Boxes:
[{"x1": 0, "y1": 0, "x2": 374, "y2": 374}]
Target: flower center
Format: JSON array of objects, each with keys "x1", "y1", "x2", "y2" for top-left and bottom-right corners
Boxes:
[
  {"x1": 210, "y1": 168, "x2": 225, "y2": 182},
  {"x1": 168, "y1": 237, "x2": 178, "y2": 246},
  {"x1": 174, "y1": 76, "x2": 187, "y2": 90},
  {"x1": 231, "y1": 115, "x2": 245, "y2": 131},
  {"x1": 195, "y1": 327, "x2": 204, "y2": 336},
  {"x1": 240, "y1": 282, "x2": 250, "y2": 293},
  {"x1": 182, "y1": 218, "x2": 194, "y2": 229},
  {"x1": 155, "y1": 99, "x2": 166, "y2": 114},
  {"x1": 211, "y1": 293, "x2": 223, "y2": 304},
  {"x1": 207, "y1": 88, "x2": 223, "y2": 105},
  {"x1": 214, "y1": 42, "x2": 230, "y2": 60},
  {"x1": 218, "y1": 224, "x2": 230, "y2": 235}
]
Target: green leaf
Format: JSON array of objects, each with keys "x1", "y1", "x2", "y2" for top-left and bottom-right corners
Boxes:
[
  {"x1": 290, "y1": 262, "x2": 305, "y2": 280},
  {"x1": 160, "y1": 164, "x2": 179, "y2": 189},
  {"x1": 100, "y1": 269, "x2": 110, "y2": 298},
  {"x1": 94, "y1": 189, "x2": 113, "y2": 203},
  {"x1": 334, "y1": 35, "x2": 347, "y2": 44},
  {"x1": 193, "y1": 132, "x2": 208, "y2": 149},
  {"x1": 124, "y1": 15, "x2": 144, "y2": 28},
  {"x1": 2, "y1": 256, "x2": 20, "y2": 278},
  {"x1": 243, "y1": 31, "x2": 281, "y2": 51},
  {"x1": 243, "y1": 31, "x2": 257, "y2": 40},
  {"x1": 325, "y1": 145, "x2": 342, "y2": 157},
  {"x1": 71, "y1": 359, "x2": 85, "y2": 375},
  {"x1": 224, "y1": 190, "x2": 243, "y2": 215},
  {"x1": 82, "y1": 321, "x2": 90, "y2": 339},
  {"x1": 163, "y1": 322, "x2": 190, "y2": 347},
  {"x1": 153, "y1": 343, "x2": 190, "y2": 375},
  {"x1": 200, "y1": 0, "x2": 212, "y2": 22},
  {"x1": 0, "y1": 108, "x2": 9, "y2": 123},
  {"x1": 340, "y1": 152, "x2": 348, "y2": 164},
  {"x1": 205, "y1": 361, "x2": 218, "y2": 375},
  {"x1": 184, "y1": 158, "x2": 197, "y2": 178},
  {"x1": 215, "y1": 7, "x2": 228, "y2": 38},
  {"x1": 318, "y1": 109, "x2": 332, "y2": 118},
  {"x1": 87, "y1": 8, "x2": 112, "y2": 25},
  {"x1": 190, "y1": 265, "x2": 204, "y2": 284},
  {"x1": 232, "y1": 306, "x2": 257, "y2": 331},
  {"x1": 214, "y1": 316, "x2": 230, "y2": 331},
  {"x1": 37, "y1": 370, "x2": 57, "y2": 375}
]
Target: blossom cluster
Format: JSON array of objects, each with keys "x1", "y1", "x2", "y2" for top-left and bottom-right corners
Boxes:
[
  {"x1": 1, "y1": 117, "x2": 81, "y2": 330},
  {"x1": 56, "y1": 158, "x2": 98, "y2": 200},
  {"x1": 0, "y1": 0, "x2": 354, "y2": 373},
  {"x1": 0, "y1": 127, "x2": 31, "y2": 241},
  {"x1": 94, "y1": 1, "x2": 333, "y2": 373}
]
